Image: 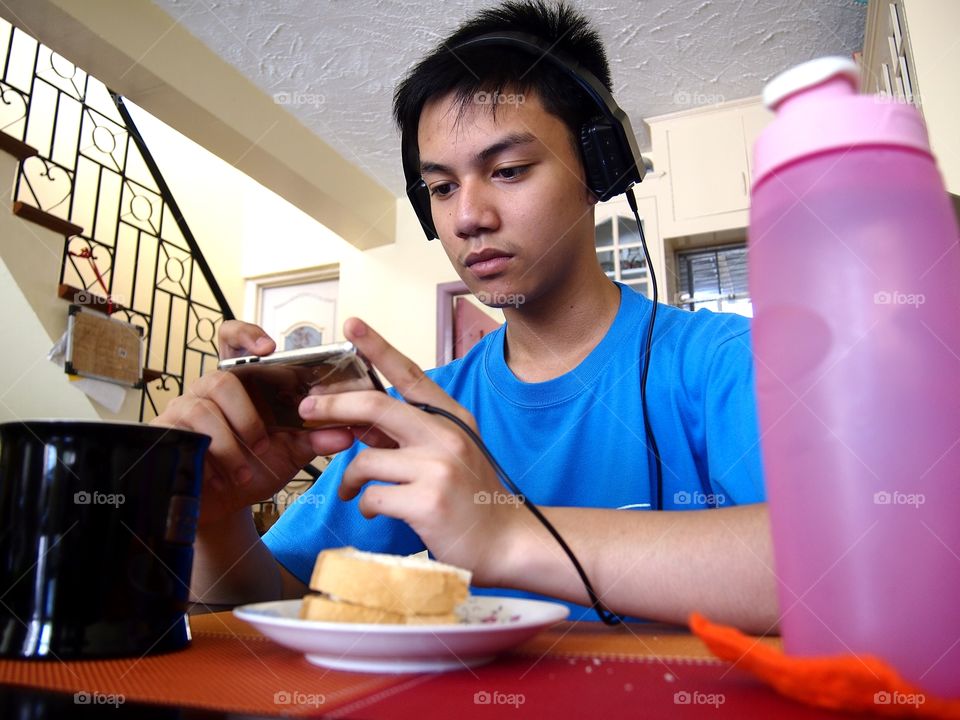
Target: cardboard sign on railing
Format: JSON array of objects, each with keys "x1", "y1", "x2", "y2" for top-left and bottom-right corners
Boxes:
[{"x1": 64, "y1": 305, "x2": 143, "y2": 389}]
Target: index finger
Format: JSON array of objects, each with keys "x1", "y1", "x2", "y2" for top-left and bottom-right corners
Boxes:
[
  {"x1": 218, "y1": 320, "x2": 276, "y2": 359},
  {"x1": 344, "y1": 317, "x2": 469, "y2": 421}
]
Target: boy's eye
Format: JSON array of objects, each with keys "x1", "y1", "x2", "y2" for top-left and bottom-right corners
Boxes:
[
  {"x1": 429, "y1": 182, "x2": 454, "y2": 198},
  {"x1": 495, "y1": 165, "x2": 528, "y2": 180}
]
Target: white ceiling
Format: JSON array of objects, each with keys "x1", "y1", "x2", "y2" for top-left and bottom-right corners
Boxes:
[{"x1": 150, "y1": 0, "x2": 867, "y2": 195}]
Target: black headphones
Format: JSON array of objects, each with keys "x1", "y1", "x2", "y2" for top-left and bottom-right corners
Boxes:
[{"x1": 402, "y1": 31, "x2": 647, "y2": 240}]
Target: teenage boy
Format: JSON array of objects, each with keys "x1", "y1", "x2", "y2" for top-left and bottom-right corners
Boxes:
[{"x1": 155, "y1": 1, "x2": 777, "y2": 631}]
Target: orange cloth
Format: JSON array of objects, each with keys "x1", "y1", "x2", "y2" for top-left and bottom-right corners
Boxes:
[{"x1": 690, "y1": 613, "x2": 960, "y2": 718}]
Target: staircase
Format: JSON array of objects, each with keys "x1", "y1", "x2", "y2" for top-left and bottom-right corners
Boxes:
[{"x1": 0, "y1": 18, "x2": 233, "y2": 422}]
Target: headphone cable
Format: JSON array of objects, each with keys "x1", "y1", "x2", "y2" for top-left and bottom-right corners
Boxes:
[{"x1": 625, "y1": 187, "x2": 664, "y2": 512}]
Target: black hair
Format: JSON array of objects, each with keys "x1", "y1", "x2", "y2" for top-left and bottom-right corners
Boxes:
[{"x1": 393, "y1": 1, "x2": 611, "y2": 180}]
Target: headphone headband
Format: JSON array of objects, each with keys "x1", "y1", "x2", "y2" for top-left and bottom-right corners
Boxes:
[
  {"x1": 452, "y1": 32, "x2": 643, "y2": 161},
  {"x1": 402, "y1": 31, "x2": 646, "y2": 239}
]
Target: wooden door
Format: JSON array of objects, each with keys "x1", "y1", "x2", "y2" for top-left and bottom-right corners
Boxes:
[{"x1": 454, "y1": 295, "x2": 502, "y2": 359}]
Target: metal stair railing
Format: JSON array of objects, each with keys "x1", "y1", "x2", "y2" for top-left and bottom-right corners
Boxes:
[{"x1": 0, "y1": 17, "x2": 234, "y2": 421}]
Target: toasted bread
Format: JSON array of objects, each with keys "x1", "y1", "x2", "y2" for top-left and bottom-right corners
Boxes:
[
  {"x1": 301, "y1": 547, "x2": 472, "y2": 624},
  {"x1": 299, "y1": 594, "x2": 459, "y2": 625},
  {"x1": 308, "y1": 547, "x2": 471, "y2": 616}
]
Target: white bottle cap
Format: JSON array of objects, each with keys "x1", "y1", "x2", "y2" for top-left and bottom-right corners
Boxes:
[
  {"x1": 752, "y1": 56, "x2": 928, "y2": 188},
  {"x1": 762, "y1": 56, "x2": 860, "y2": 111}
]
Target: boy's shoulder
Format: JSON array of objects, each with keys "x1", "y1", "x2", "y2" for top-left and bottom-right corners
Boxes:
[{"x1": 619, "y1": 285, "x2": 752, "y2": 351}]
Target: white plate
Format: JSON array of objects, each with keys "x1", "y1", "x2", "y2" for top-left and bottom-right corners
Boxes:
[{"x1": 233, "y1": 595, "x2": 569, "y2": 673}]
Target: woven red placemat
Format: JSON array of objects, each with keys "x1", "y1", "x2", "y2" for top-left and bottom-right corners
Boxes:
[
  {"x1": 0, "y1": 613, "x2": 792, "y2": 718},
  {"x1": 0, "y1": 612, "x2": 403, "y2": 716}
]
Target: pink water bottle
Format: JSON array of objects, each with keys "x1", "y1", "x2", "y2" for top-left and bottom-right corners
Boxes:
[{"x1": 749, "y1": 57, "x2": 960, "y2": 697}]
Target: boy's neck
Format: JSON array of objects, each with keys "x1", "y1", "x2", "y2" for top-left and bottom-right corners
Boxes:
[{"x1": 500, "y1": 267, "x2": 621, "y2": 383}]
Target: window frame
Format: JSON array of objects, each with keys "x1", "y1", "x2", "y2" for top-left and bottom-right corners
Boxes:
[
  {"x1": 674, "y1": 243, "x2": 752, "y2": 316},
  {"x1": 594, "y1": 213, "x2": 649, "y2": 298}
]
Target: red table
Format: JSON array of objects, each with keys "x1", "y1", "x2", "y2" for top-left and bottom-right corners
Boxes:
[{"x1": 0, "y1": 611, "x2": 852, "y2": 717}]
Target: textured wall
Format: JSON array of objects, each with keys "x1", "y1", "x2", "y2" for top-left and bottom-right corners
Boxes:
[{"x1": 152, "y1": 0, "x2": 866, "y2": 194}]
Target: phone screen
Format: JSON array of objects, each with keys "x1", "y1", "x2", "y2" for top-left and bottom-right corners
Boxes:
[{"x1": 218, "y1": 343, "x2": 385, "y2": 431}]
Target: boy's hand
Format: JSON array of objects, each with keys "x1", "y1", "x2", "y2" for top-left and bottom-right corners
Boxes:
[
  {"x1": 150, "y1": 320, "x2": 357, "y2": 528},
  {"x1": 299, "y1": 317, "x2": 521, "y2": 585}
]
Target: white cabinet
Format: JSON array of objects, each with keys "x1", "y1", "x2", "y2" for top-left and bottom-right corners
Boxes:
[
  {"x1": 666, "y1": 113, "x2": 750, "y2": 221},
  {"x1": 645, "y1": 98, "x2": 772, "y2": 239},
  {"x1": 740, "y1": 103, "x2": 774, "y2": 179},
  {"x1": 862, "y1": 0, "x2": 960, "y2": 194}
]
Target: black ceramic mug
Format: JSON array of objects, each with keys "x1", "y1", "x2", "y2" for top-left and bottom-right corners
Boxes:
[{"x1": 0, "y1": 421, "x2": 211, "y2": 659}]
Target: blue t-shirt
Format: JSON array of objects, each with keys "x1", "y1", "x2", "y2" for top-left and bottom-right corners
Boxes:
[{"x1": 263, "y1": 283, "x2": 765, "y2": 620}]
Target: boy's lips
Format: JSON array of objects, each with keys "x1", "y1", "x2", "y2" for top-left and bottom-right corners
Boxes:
[{"x1": 465, "y1": 249, "x2": 513, "y2": 278}]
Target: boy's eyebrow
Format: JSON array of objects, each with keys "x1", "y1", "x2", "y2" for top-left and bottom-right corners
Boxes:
[{"x1": 419, "y1": 132, "x2": 537, "y2": 175}]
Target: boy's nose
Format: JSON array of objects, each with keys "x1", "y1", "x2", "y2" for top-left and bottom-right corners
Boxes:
[{"x1": 454, "y1": 180, "x2": 500, "y2": 238}]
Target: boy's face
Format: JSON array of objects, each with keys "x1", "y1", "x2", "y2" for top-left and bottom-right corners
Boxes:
[{"x1": 417, "y1": 91, "x2": 598, "y2": 308}]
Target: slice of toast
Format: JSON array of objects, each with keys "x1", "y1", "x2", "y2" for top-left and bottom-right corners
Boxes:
[
  {"x1": 307, "y1": 547, "x2": 472, "y2": 617},
  {"x1": 299, "y1": 594, "x2": 459, "y2": 625}
]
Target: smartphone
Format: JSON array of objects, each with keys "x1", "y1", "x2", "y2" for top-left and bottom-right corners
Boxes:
[{"x1": 218, "y1": 341, "x2": 385, "y2": 431}]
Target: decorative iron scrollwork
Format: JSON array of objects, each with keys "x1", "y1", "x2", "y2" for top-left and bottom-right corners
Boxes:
[
  {"x1": 0, "y1": 82, "x2": 27, "y2": 136},
  {"x1": 0, "y1": 17, "x2": 234, "y2": 422}
]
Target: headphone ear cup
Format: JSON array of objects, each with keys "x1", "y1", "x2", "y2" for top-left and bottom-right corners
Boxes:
[
  {"x1": 580, "y1": 118, "x2": 638, "y2": 201},
  {"x1": 406, "y1": 178, "x2": 438, "y2": 240}
]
